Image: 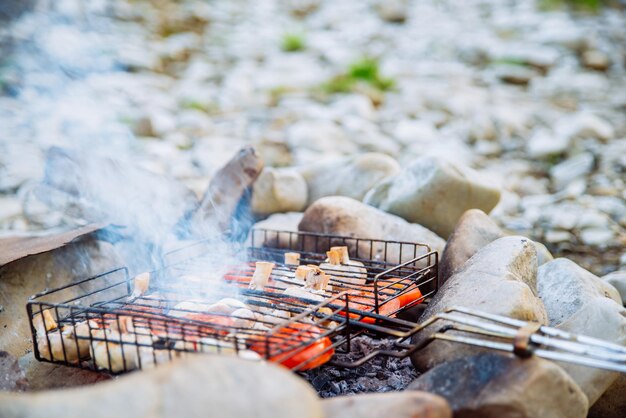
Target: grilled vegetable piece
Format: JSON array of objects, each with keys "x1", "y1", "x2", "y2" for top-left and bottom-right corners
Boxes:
[
  {"x1": 321, "y1": 248, "x2": 367, "y2": 286},
  {"x1": 284, "y1": 252, "x2": 301, "y2": 266},
  {"x1": 130, "y1": 272, "x2": 150, "y2": 299},
  {"x1": 249, "y1": 323, "x2": 334, "y2": 370},
  {"x1": 250, "y1": 261, "x2": 275, "y2": 290},
  {"x1": 34, "y1": 315, "x2": 94, "y2": 364}
]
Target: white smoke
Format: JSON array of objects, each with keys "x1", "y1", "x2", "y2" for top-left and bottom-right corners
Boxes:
[{"x1": 2, "y1": 0, "x2": 248, "y2": 284}]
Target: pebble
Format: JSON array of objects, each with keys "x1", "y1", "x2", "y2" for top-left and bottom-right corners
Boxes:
[
  {"x1": 550, "y1": 152, "x2": 595, "y2": 188},
  {"x1": 579, "y1": 228, "x2": 615, "y2": 247}
]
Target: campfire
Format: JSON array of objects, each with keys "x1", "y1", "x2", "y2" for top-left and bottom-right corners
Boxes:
[
  {"x1": 26, "y1": 228, "x2": 626, "y2": 382},
  {"x1": 27, "y1": 229, "x2": 438, "y2": 374}
]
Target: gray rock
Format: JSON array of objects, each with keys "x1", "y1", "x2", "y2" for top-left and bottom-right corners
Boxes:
[
  {"x1": 533, "y1": 241, "x2": 554, "y2": 266},
  {"x1": 0, "y1": 351, "x2": 28, "y2": 391},
  {"x1": 296, "y1": 153, "x2": 400, "y2": 206},
  {"x1": 408, "y1": 353, "x2": 588, "y2": 418},
  {"x1": 411, "y1": 236, "x2": 547, "y2": 372},
  {"x1": 495, "y1": 64, "x2": 538, "y2": 86},
  {"x1": 249, "y1": 212, "x2": 303, "y2": 248},
  {"x1": 323, "y1": 391, "x2": 451, "y2": 418},
  {"x1": 579, "y1": 228, "x2": 615, "y2": 247},
  {"x1": 588, "y1": 374, "x2": 626, "y2": 418},
  {"x1": 298, "y1": 196, "x2": 444, "y2": 264},
  {"x1": 0, "y1": 356, "x2": 323, "y2": 418},
  {"x1": 374, "y1": 0, "x2": 407, "y2": 24},
  {"x1": 190, "y1": 146, "x2": 264, "y2": 233},
  {"x1": 440, "y1": 209, "x2": 552, "y2": 283},
  {"x1": 566, "y1": 113, "x2": 614, "y2": 142},
  {"x1": 287, "y1": 120, "x2": 358, "y2": 161},
  {"x1": 526, "y1": 129, "x2": 570, "y2": 159},
  {"x1": 439, "y1": 209, "x2": 504, "y2": 283},
  {"x1": 364, "y1": 157, "x2": 500, "y2": 238},
  {"x1": 549, "y1": 153, "x2": 594, "y2": 188},
  {"x1": 251, "y1": 168, "x2": 308, "y2": 216},
  {"x1": 603, "y1": 270, "x2": 626, "y2": 305},
  {"x1": 582, "y1": 50, "x2": 611, "y2": 72},
  {"x1": 554, "y1": 298, "x2": 626, "y2": 405},
  {"x1": 537, "y1": 258, "x2": 622, "y2": 327}
]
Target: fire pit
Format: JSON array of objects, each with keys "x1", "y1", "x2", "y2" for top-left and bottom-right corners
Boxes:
[{"x1": 26, "y1": 229, "x2": 438, "y2": 374}]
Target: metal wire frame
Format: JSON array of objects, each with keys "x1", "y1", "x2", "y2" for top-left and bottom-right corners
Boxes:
[
  {"x1": 26, "y1": 229, "x2": 439, "y2": 374},
  {"x1": 27, "y1": 269, "x2": 356, "y2": 373},
  {"x1": 327, "y1": 306, "x2": 626, "y2": 373},
  {"x1": 165, "y1": 229, "x2": 439, "y2": 316}
]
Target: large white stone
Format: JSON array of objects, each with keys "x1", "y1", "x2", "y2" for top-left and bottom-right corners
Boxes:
[
  {"x1": 603, "y1": 270, "x2": 626, "y2": 306},
  {"x1": 299, "y1": 196, "x2": 445, "y2": 264},
  {"x1": 296, "y1": 153, "x2": 400, "y2": 206},
  {"x1": 537, "y1": 258, "x2": 622, "y2": 326},
  {"x1": 555, "y1": 298, "x2": 626, "y2": 405},
  {"x1": 411, "y1": 236, "x2": 547, "y2": 371},
  {"x1": 251, "y1": 168, "x2": 308, "y2": 216},
  {"x1": 364, "y1": 157, "x2": 500, "y2": 238}
]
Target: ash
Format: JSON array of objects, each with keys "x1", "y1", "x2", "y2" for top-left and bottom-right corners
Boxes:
[{"x1": 301, "y1": 335, "x2": 417, "y2": 398}]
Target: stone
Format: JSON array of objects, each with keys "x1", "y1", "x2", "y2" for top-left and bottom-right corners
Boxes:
[
  {"x1": 588, "y1": 374, "x2": 626, "y2": 418},
  {"x1": 254, "y1": 139, "x2": 293, "y2": 167},
  {"x1": 582, "y1": 50, "x2": 611, "y2": 72},
  {"x1": 549, "y1": 152, "x2": 594, "y2": 188},
  {"x1": 299, "y1": 196, "x2": 445, "y2": 265},
  {"x1": 296, "y1": 153, "x2": 400, "y2": 206},
  {"x1": 248, "y1": 212, "x2": 303, "y2": 248},
  {"x1": 374, "y1": 0, "x2": 407, "y2": 24},
  {"x1": 408, "y1": 353, "x2": 588, "y2": 418},
  {"x1": 526, "y1": 129, "x2": 569, "y2": 159},
  {"x1": 537, "y1": 258, "x2": 622, "y2": 327},
  {"x1": 494, "y1": 64, "x2": 537, "y2": 86},
  {"x1": 0, "y1": 356, "x2": 323, "y2": 418},
  {"x1": 0, "y1": 351, "x2": 28, "y2": 391},
  {"x1": 545, "y1": 230, "x2": 572, "y2": 244},
  {"x1": 554, "y1": 298, "x2": 626, "y2": 405},
  {"x1": 391, "y1": 119, "x2": 439, "y2": 146},
  {"x1": 603, "y1": 270, "x2": 626, "y2": 305},
  {"x1": 287, "y1": 120, "x2": 358, "y2": 161},
  {"x1": 251, "y1": 168, "x2": 308, "y2": 216},
  {"x1": 364, "y1": 157, "x2": 500, "y2": 238},
  {"x1": 439, "y1": 209, "x2": 504, "y2": 284},
  {"x1": 533, "y1": 241, "x2": 554, "y2": 266},
  {"x1": 323, "y1": 391, "x2": 452, "y2": 418},
  {"x1": 0, "y1": 239, "x2": 123, "y2": 359},
  {"x1": 579, "y1": 228, "x2": 615, "y2": 247},
  {"x1": 566, "y1": 113, "x2": 614, "y2": 142},
  {"x1": 440, "y1": 209, "x2": 553, "y2": 283},
  {"x1": 189, "y1": 146, "x2": 264, "y2": 234},
  {"x1": 410, "y1": 236, "x2": 547, "y2": 372}
]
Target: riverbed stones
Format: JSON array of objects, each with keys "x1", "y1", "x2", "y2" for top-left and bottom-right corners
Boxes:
[
  {"x1": 364, "y1": 157, "x2": 500, "y2": 238},
  {"x1": 411, "y1": 236, "x2": 547, "y2": 372},
  {"x1": 408, "y1": 353, "x2": 588, "y2": 418}
]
